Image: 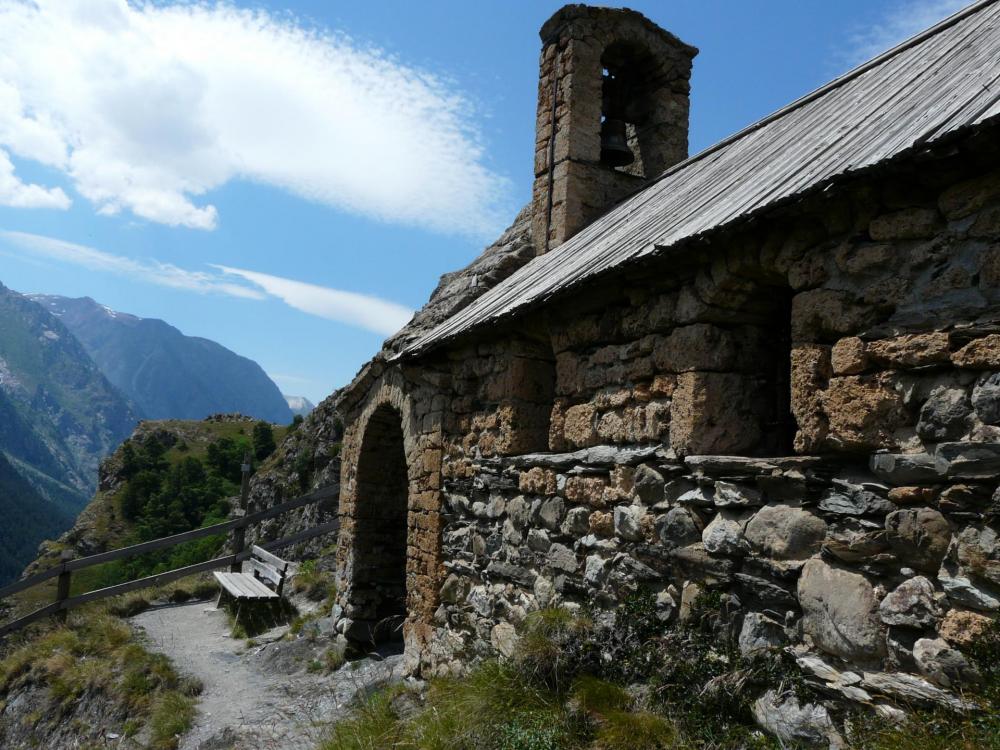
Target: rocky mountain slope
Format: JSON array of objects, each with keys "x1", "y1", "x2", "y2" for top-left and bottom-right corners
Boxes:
[
  {"x1": 0, "y1": 452, "x2": 73, "y2": 584},
  {"x1": 285, "y1": 395, "x2": 315, "y2": 417},
  {"x1": 30, "y1": 294, "x2": 292, "y2": 424},
  {"x1": 0, "y1": 283, "x2": 139, "y2": 582}
]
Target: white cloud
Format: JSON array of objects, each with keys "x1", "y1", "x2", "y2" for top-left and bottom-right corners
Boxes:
[
  {"x1": 215, "y1": 264, "x2": 412, "y2": 336},
  {"x1": 0, "y1": 229, "x2": 264, "y2": 297},
  {"x1": 0, "y1": 228, "x2": 413, "y2": 335},
  {"x1": 0, "y1": 0, "x2": 510, "y2": 235},
  {"x1": 841, "y1": 0, "x2": 972, "y2": 67},
  {"x1": 0, "y1": 149, "x2": 70, "y2": 209}
]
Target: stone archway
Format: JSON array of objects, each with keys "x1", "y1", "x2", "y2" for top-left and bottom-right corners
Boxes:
[{"x1": 347, "y1": 403, "x2": 409, "y2": 643}]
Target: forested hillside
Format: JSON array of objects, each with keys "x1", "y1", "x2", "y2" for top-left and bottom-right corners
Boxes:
[
  {"x1": 28, "y1": 416, "x2": 286, "y2": 591},
  {"x1": 0, "y1": 452, "x2": 73, "y2": 583}
]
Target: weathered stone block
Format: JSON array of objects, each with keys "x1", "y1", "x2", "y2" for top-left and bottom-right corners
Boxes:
[
  {"x1": 563, "y1": 402, "x2": 599, "y2": 448},
  {"x1": 938, "y1": 170, "x2": 1000, "y2": 219},
  {"x1": 745, "y1": 505, "x2": 827, "y2": 561},
  {"x1": 518, "y1": 467, "x2": 558, "y2": 495},
  {"x1": 702, "y1": 510, "x2": 749, "y2": 556},
  {"x1": 798, "y1": 559, "x2": 885, "y2": 662},
  {"x1": 822, "y1": 374, "x2": 907, "y2": 451},
  {"x1": 885, "y1": 508, "x2": 951, "y2": 574},
  {"x1": 791, "y1": 289, "x2": 871, "y2": 342},
  {"x1": 879, "y1": 576, "x2": 939, "y2": 628},
  {"x1": 866, "y1": 332, "x2": 951, "y2": 369},
  {"x1": 564, "y1": 475, "x2": 609, "y2": 507},
  {"x1": 831, "y1": 336, "x2": 866, "y2": 375},
  {"x1": 868, "y1": 207, "x2": 940, "y2": 240},
  {"x1": 917, "y1": 386, "x2": 971, "y2": 441},
  {"x1": 952, "y1": 335, "x2": 1000, "y2": 369},
  {"x1": 670, "y1": 372, "x2": 760, "y2": 455},
  {"x1": 791, "y1": 344, "x2": 831, "y2": 452}
]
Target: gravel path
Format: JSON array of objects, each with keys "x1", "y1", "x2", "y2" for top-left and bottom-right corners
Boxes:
[{"x1": 131, "y1": 602, "x2": 405, "y2": 750}]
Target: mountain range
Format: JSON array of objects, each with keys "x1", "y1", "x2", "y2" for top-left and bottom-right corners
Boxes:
[
  {"x1": 0, "y1": 285, "x2": 297, "y2": 583},
  {"x1": 30, "y1": 294, "x2": 293, "y2": 424}
]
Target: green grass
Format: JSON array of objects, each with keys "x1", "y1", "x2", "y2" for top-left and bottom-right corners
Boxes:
[
  {"x1": 316, "y1": 599, "x2": 1000, "y2": 750},
  {"x1": 0, "y1": 603, "x2": 200, "y2": 748}
]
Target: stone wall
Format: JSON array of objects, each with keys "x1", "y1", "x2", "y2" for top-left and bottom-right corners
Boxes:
[{"x1": 334, "y1": 136, "x2": 1000, "y2": 694}]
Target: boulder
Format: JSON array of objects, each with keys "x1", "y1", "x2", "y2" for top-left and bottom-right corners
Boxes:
[
  {"x1": 702, "y1": 511, "x2": 749, "y2": 556},
  {"x1": 823, "y1": 518, "x2": 890, "y2": 564},
  {"x1": 870, "y1": 453, "x2": 947, "y2": 484},
  {"x1": 613, "y1": 504, "x2": 646, "y2": 541},
  {"x1": 752, "y1": 690, "x2": 845, "y2": 749},
  {"x1": 971, "y1": 373, "x2": 1000, "y2": 424},
  {"x1": 713, "y1": 481, "x2": 764, "y2": 507},
  {"x1": 490, "y1": 623, "x2": 518, "y2": 659},
  {"x1": 860, "y1": 671, "x2": 979, "y2": 712},
  {"x1": 938, "y1": 609, "x2": 994, "y2": 646},
  {"x1": 739, "y1": 612, "x2": 787, "y2": 655},
  {"x1": 912, "y1": 637, "x2": 981, "y2": 688},
  {"x1": 746, "y1": 505, "x2": 827, "y2": 560},
  {"x1": 632, "y1": 463, "x2": 665, "y2": 505},
  {"x1": 583, "y1": 555, "x2": 609, "y2": 587},
  {"x1": 546, "y1": 544, "x2": 578, "y2": 574},
  {"x1": 935, "y1": 442, "x2": 1000, "y2": 479},
  {"x1": 798, "y1": 559, "x2": 885, "y2": 661},
  {"x1": 878, "y1": 576, "x2": 939, "y2": 628},
  {"x1": 916, "y1": 386, "x2": 972, "y2": 441},
  {"x1": 818, "y1": 485, "x2": 895, "y2": 516},
  {"x1": 938, "y1": 567, "x2": 1000, "y2": 611},
  {"x1": 527, "y1": 528, "x2": 551, "y2": 553},
  {"x1": 561, "y1": 507, "x2": 591, "y2": 536},
  {"x1": 822, "y1": 374, "x2": 907, "y2": 452},
  {"x1": 885, "y1": 508, "x2": 951, "y2": 573},
  {"x1": 655, "y1": 507, "x2": 703, "y2": 547},
  {"x1": 439, "y1": 574, "x2": 470, "y2": 605},
  {"x1": 533, "y1": 497, "x2": 565, "y2": 530},
  {"x1": 955, "y1": 525, "x2": 1000, "y2": 586},
  {"x1": 655, "y1": 589, "x2": 678, "y2": 623}
]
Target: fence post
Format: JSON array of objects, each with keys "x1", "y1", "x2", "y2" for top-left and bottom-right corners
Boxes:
[
  {"x1": 230, "y1": 451, "x2": 253, "y2": 572},
  {"x1": 55, "y1": 549, "x2": 72, "y2": 623}
]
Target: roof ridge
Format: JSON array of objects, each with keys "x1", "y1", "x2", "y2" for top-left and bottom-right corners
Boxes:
[{"x1": 645, "y1": 0, "x2": 997, "y2": 191}]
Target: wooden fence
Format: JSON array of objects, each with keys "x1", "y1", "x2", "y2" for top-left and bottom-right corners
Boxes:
[{"x1": 0, "y1": 462, "x2": 339, "y2": 639}]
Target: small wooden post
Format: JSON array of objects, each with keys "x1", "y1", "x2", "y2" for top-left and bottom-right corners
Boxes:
[
  {"x1": 230, "y1": 451, "x2": 253, "y2": 573},
  {"x1": 55, "y1": 550, "x2": 72, "y2": 623}
]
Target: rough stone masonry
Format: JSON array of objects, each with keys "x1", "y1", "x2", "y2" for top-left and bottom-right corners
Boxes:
[{"x1": 325, "y1": 2, "x2": 1000, "y2": 718}]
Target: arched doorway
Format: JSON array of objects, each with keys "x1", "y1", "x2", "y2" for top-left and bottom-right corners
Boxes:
[{"x1": 350, "y1": 404, "x2": 409, "y2": 644}]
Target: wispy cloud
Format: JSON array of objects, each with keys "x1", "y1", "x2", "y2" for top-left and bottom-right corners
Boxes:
[
  {"x1": 840, "y1": 0, "x2": 971, "y2": 68},
  {"x1": 0, "y1": 0, "x2": 510, "y2": 235},
  {"x1": 0, "y1": 229, "x2": 413, "y2": 335},
  {"x1": 0, "y1": 230, "x2": 264, "y2": 298},
  {"x1": 215, "y1": 265, "x2": 412, "y2": 336},
  {"x1": 269, "y1": 372, "x2": 315, "y2": 385}
]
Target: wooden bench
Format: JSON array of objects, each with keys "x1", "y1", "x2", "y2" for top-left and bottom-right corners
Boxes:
[{"x1": 214, "y1": 545, "x2": 289, "y2": 603}]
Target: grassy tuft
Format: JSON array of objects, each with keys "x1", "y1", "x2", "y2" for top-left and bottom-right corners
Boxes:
[{"x1": 0, "y1": 604, "x2": 197, "y2": 748}]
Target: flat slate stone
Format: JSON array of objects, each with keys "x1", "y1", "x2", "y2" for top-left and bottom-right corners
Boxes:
[
  {"x1": 935, "y1": 442, "x2": 1000, "y2": 479},
  {"x1": 869, "y1": 453, "x2": 947, "y2": 484}
]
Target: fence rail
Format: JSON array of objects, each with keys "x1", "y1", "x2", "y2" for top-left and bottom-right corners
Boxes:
[{"x1": 0, "y1": 462, "x2": 339, "y2": 640}]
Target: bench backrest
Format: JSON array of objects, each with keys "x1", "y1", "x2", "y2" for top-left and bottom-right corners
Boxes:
[{"x1": 249, "y1": 545, "x2": 289, "y2": 596}]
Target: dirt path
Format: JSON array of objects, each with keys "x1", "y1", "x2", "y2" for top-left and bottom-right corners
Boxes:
[{"x1": 131, "y1": 602, "x2": 405, "y2": 750}]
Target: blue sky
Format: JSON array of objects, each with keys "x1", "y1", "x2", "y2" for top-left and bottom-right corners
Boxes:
[{"x1": 0, "y1": 0, "x2": 970, "y2": 405}]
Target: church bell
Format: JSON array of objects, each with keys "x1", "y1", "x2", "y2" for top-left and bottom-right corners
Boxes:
[{"x1": 600, "y1": 117, "x2": 634, "y2": 167}]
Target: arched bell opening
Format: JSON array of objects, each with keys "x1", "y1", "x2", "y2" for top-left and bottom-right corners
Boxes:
[{"x1": 349, "y1": 403, "x2": 409, "y2": 644}]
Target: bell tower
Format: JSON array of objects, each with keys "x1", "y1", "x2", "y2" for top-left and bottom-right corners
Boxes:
[{"x1": 531, "y1": 5, "x2": 697, "y2": 255}]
